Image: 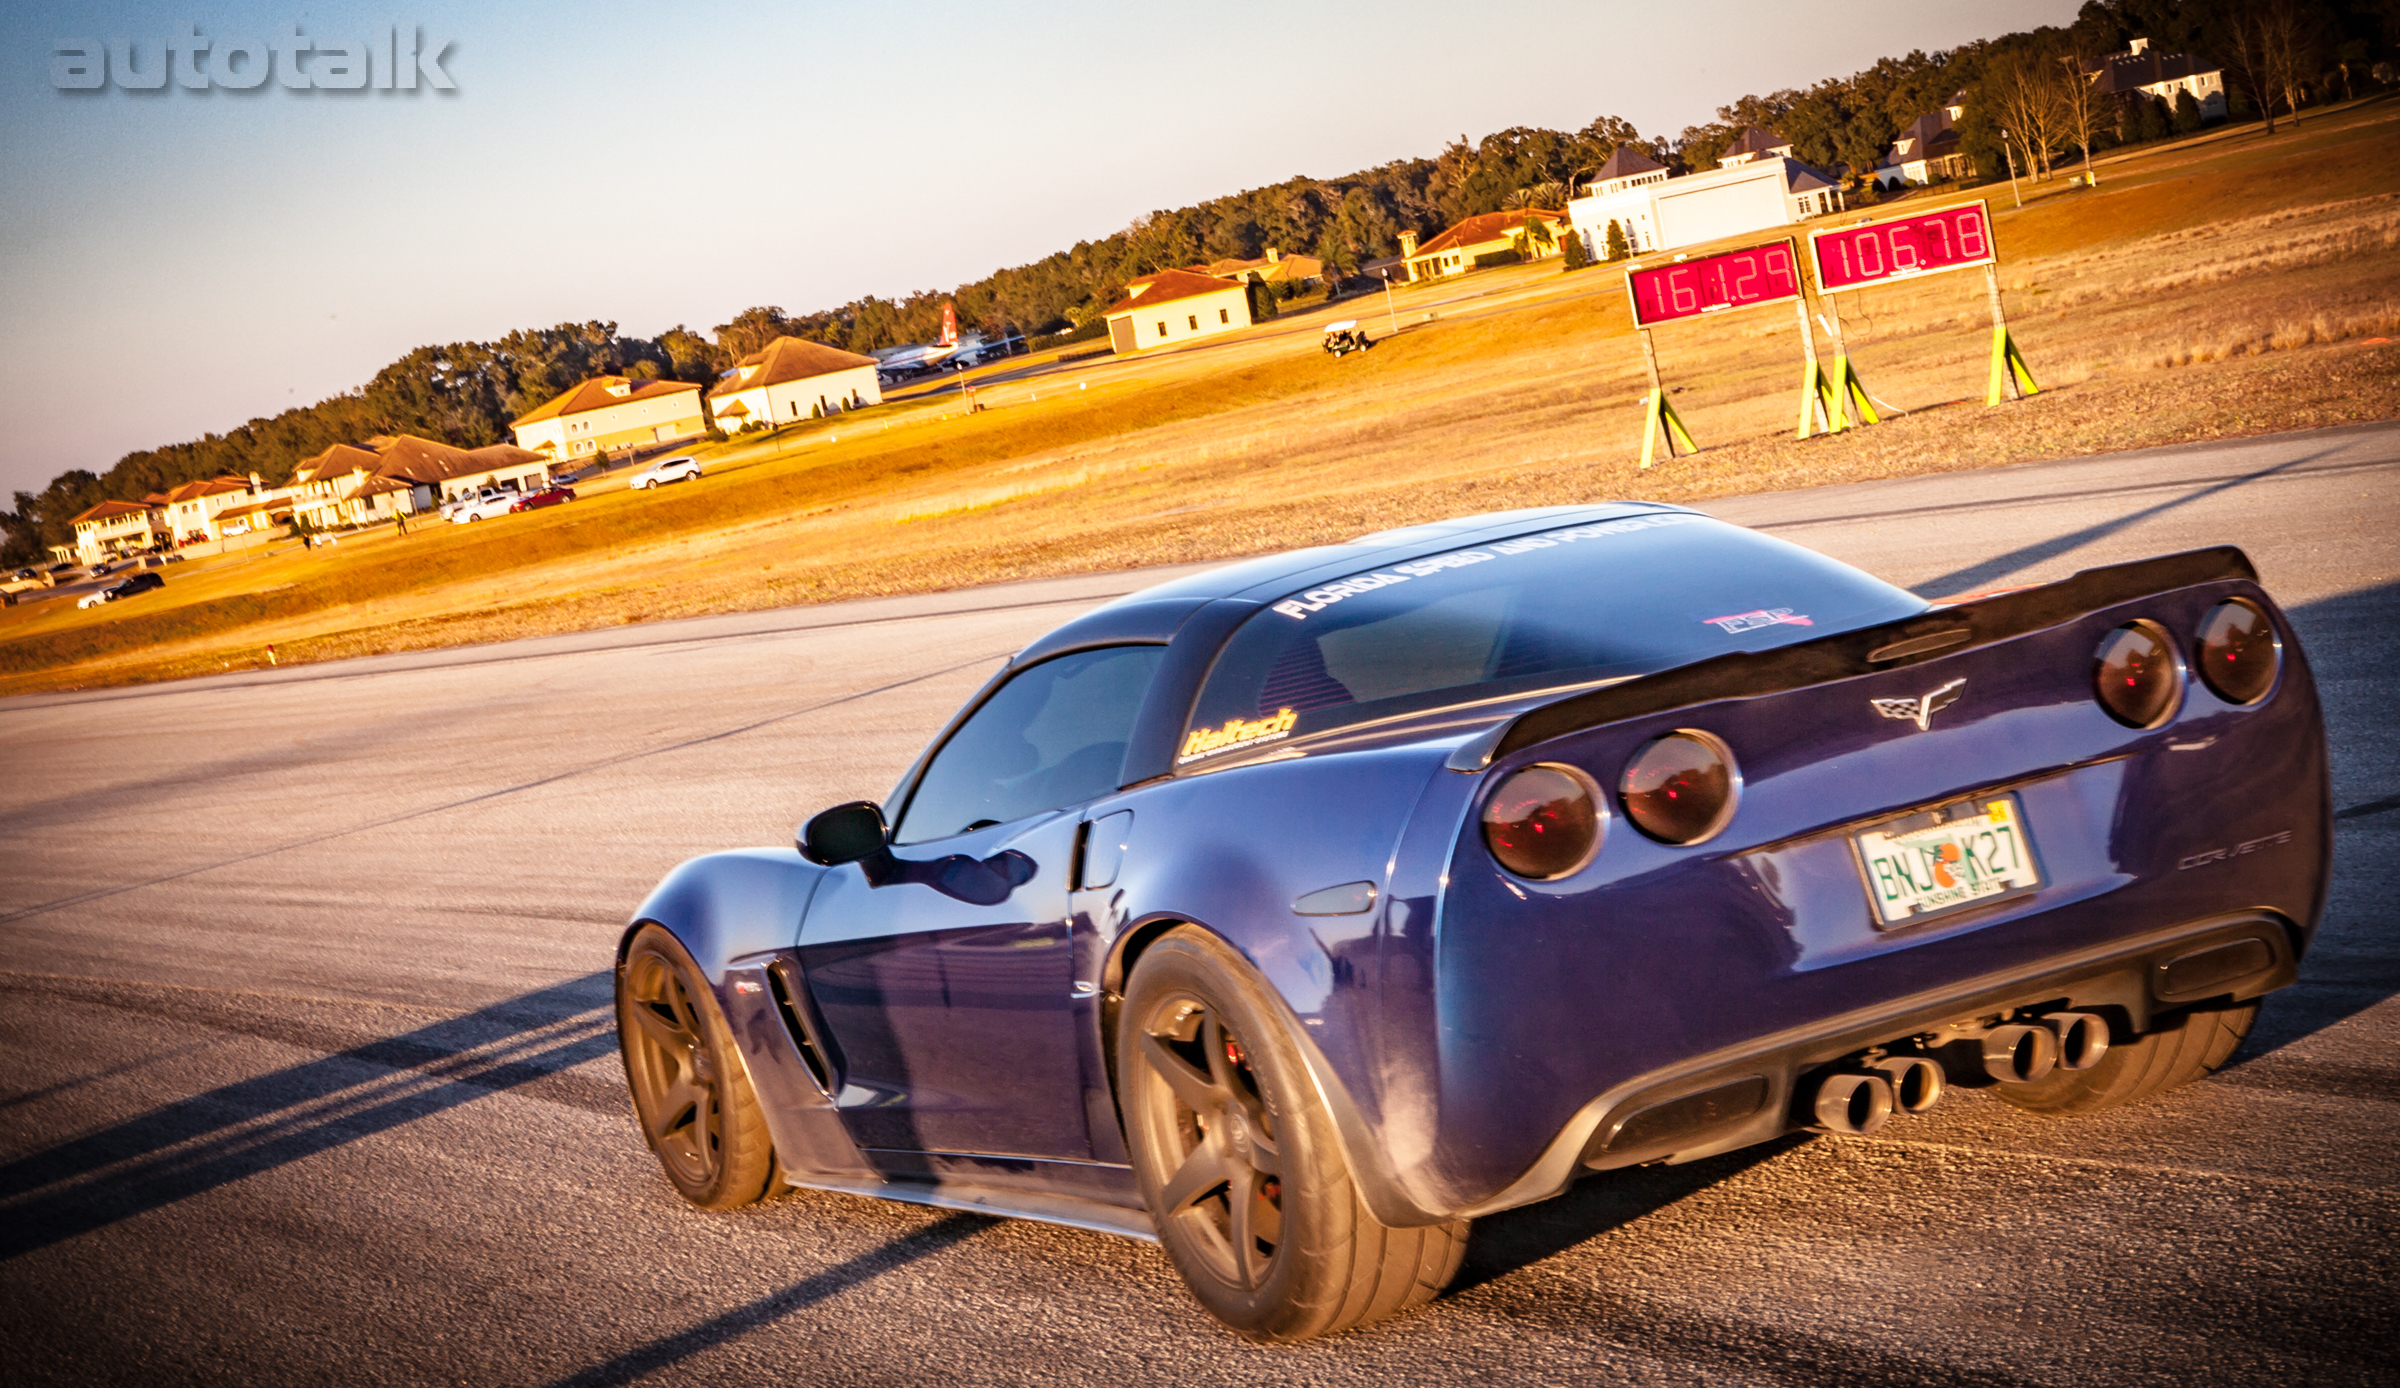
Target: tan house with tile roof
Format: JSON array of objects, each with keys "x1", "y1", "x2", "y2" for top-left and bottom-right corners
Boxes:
[
  {"x1": 509, "y1": 376, "x2": 708, "y2": 461},
  {"x1": 289, "y1": 444, "x2": 392, "y2": 529},
  {"x1": 707, "y1": 337, "x2": 882, "y2": 431},
  {"x1": 208, "y1": 495, "x2": 297, "y2": 541},
  {"x1": 157, "y1": 475, "x2": 258, "y2": 545},
  {"x1": 289, "y1": 435, "x2": 553, "y2": 526},
  {"x1": 372, "y1": 436, "x2": 552, "y2": 506},
  {"x1": 1202, "y1": 248, "x2": 1325, "y2": 287},
  {"x1": 1402, "y1": 209, "x2": 1567, "y2": 282},
  {"x1": 1103, "y1": 269, "x2": 1253, "y2": 354},
  {"x1": 69, "y1": 498, "x2": 168, "y2": 564}
]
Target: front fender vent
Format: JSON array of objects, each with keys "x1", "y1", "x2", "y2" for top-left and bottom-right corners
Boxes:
[{"x1": 766, "y1": 960, "x2": 839, "y2": 1097}]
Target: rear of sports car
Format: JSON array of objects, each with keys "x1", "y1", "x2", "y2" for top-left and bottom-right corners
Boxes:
[{"x1": 1399, "y1": 546, "x2": 2326, "y2": 1216}]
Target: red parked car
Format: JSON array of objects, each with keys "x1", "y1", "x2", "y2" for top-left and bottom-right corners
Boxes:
[{"x1": 509, "y1": 486, "x2": 576, "y2": 513}]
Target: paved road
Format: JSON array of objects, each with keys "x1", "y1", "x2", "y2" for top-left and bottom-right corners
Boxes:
[{"x1": 4, "y1": 422, "x2": 2396, "y2": 1386}]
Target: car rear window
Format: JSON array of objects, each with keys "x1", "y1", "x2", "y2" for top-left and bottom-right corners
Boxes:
[{"x1": 1179, "y1": 513, "x2": 1924, "y2": 767}]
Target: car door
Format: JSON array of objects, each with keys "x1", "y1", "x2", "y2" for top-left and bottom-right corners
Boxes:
[{"x1": 796, "y1": 644, "x2": 1164, "y2": 1163}]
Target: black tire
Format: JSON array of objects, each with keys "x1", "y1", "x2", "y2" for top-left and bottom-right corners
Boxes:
[
  {"x1": 616, "y1": 924, "x2": 777, "y2": 1209},
  {"x1": 1995, "y1": 999, "x2": 2260, "y2": 1115},
  {"x1": 1118, "y1": 928, "x2": 1465, "y2": 1342}
]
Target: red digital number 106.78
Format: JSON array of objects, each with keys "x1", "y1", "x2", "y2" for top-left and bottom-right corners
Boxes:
[{"x1": 1818, "y1": 207, "x2": 1990, "y2": 290}]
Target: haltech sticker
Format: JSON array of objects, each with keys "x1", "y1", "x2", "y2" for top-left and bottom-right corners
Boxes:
[{"x1": 1179, "y1": 708, "x2": 1298, "y2": 764}]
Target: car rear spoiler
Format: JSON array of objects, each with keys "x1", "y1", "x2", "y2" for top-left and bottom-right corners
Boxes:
[{"x1": 1453, "y1": 546, "x2": 2257, "y2": 769}]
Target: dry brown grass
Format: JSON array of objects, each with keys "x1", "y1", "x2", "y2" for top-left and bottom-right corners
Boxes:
[{"x1": 8, "y1": 100, "x2": 2398, "y2": 696}]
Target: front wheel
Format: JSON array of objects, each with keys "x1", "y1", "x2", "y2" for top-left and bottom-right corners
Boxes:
[
  {"x1": 1119, "y1": 929, "x2": 1465, "y2": 1342},
  {"x1": 617, "y1": 924, "x2": 777, "y2": 1208},
  {"x1": 1996, "y1": 999, "x2": 2260, "y2": 1115}
]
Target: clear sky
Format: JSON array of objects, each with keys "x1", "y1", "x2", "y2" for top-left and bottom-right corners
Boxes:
[{"x1": 0, "y1": 0, "x2": 2078, "y2": 500}]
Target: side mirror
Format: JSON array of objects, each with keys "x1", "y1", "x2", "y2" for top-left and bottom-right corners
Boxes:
[{"x1": 799, "y1": 801, "x2": 889, "y2": 866}]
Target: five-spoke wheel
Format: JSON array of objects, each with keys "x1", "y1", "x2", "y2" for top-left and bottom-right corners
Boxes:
[
  {"x1": 1135, "y1": 996, "x2": 1286, "y2": 1289},
  {"x1": 616, "y1": 925, "x2": 775, "y2": 1209},
  {"x1": 1119, "y1": 928, "x2": 1466, "y2": 1341}
]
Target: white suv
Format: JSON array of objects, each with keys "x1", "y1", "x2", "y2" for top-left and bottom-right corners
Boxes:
[{"x1": 631, "y1": 456, "x2": 703, "y2": 489}]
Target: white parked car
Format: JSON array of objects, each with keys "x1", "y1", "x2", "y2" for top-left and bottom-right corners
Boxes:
[
  {"x1": 445, "y1": 487, "x2": 522, "y2": 523},
  {"x1": 631, "y1": 456, "x2": 703, "y2": 489}
]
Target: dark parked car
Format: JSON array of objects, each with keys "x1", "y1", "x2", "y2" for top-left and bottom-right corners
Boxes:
[
  {"x1": 509, "y1": 485, "x2": 576, "y2": 513},
  {"x1": 78, "y1": 570, "x2": 165, "y2": 609},
  {"x1": 614, "y1": 504, "x2": 2326, "y2": 1342}
]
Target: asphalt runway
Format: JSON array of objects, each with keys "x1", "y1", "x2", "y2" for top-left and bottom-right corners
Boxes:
[{"x1": 3, "y1": 421, "x2": 2396, "y2": 1386}]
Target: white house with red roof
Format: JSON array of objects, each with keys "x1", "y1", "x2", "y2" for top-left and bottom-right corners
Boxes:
[
  {"x1": 1399, "y1": 208, "x2": 1568, "y2": 281},
  {"x1": 1102, "y1": 270, "x2": 1253, "y2": 354},
  {"x1": 68, "y1": 498, "x2": 167, "y2": 564},
  {"x1": 509, "y1": 376, "x2": 709, "y2": 460},
  {"x1": 156, "y1": 475, "x2": 258, "y2": 546},
  {"x1": 706, "y1": 337, "x2": 882, "y2": 430}
]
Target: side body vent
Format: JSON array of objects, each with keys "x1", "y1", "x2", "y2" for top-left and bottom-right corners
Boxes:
[{"x1": 766, "y1": 959, "x2": 840, "y2": 1097}]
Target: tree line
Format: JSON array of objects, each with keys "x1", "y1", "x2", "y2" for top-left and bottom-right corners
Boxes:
[{"x1": 6, "y1": 0, "x2": 2391, "y2": 566}]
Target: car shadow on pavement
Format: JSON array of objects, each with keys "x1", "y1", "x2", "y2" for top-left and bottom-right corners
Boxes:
[
  {"x1": 0, "y1": 970, "x2": 617, "y2": 1262},
  {"x1": 1909, "y1": 448, "x2": 2339, "y2": 600},
  {"x1": 541, "y1": 1212, "x2": 992, "y2": 1388},
  {"x1": 1448, "y1": 1134, "x2": 1812, "y2": 1296}
]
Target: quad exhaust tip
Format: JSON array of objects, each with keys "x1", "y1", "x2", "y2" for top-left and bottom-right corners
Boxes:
[
  {"x1": 1982, "y1": 1023, "x2": 2059, "y2": 1083},
  {"x1": 2043, "y1": 1011, "x2": 2111, "y2": 1071},
  {"x1": 1871, "y1": 1055, "x2": 1946, "y2": 1112},
  {"x1": 1811, "y1": 1071, "x2": 1894, "y2": 1135},
  {"x1": 1982, "y1": 1013, "x2": 2110, "y2": 1083}
]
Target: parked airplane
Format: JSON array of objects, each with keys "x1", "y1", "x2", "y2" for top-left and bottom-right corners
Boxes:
[
  {"x1": 872, "y1": 304, "x2": 1028, "y2": 380},
  {"x1": 873, "y1": 303, "x2": 963, "y2": 380}
]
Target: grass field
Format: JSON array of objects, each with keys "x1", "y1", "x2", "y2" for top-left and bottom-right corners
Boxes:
[{"x1": 7, "y1": 99, "x2": 2398, "y2": 695}]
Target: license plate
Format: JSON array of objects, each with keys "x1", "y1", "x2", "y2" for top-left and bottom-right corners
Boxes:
[{"x1": 1853, "y1": 793, "x2": 2041, "y2": 928}]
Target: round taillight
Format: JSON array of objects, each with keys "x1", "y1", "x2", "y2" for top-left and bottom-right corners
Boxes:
[
  {"x1": 1619, "y1": 731, "x2": 1740, "y2": 845},
  {"x1": 1480, "y1": 764, "x2": 1603, "y2": 879},
  {"x1": 2093, "y1": 622, "x2": 2182, "y2": 728},
  {"x1": 2195, "y1": 598, "x2": 2279, "y2": 705}
]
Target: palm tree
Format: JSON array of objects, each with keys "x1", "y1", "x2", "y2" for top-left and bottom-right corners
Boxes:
[{"x1": 1528, "y1": 181, "x2": 1567, "y2": 210}]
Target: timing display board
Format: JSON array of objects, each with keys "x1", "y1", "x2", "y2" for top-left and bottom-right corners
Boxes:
[
  {"x1": 1625, "y1": 238, "x2": 1803, "y2": 328},
  {"x1": 1810, "y1": 201, "x2": 1995, "y2": 292}
]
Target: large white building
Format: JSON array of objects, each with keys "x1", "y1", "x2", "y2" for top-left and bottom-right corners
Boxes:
[
  {"x1": 2089, "y1": 38, "x2": 2226, "y2": 121},
  {"x1": 1568, "y1": 130, "x2": 1843, "y2": 259},
  {"x1": 1103, "y1": 269, "x2": 1253, "y2": 354},
  {"x1": 707, "y1": 336, "x2": 882, "y2": 430},
  {"x1": 510, "y1": 376, "x2": 709, "y2": 460}
]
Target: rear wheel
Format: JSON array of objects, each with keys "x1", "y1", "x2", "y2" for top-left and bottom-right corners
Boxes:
[
  {"x1": 1996, "y1": 999, "x2": 2260, "y2": 1115},
  {"x1": 1119, "y1": 929, "x2": 1465, "y2": 1342},
  {"x1": 617, "y1": 924, "x2": 776, "y2": 1208}
]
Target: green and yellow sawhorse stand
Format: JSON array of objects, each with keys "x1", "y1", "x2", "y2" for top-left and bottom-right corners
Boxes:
[
  {"x1": 1637, "y1": 327, "x2": 1698, "y2": 469},
  {"x1": 1984, "y1": 264, "x2": 2040, "y2": 405},
  {"x1": 1795, "y1": 292, "x2": 1879, "y2": 439}
]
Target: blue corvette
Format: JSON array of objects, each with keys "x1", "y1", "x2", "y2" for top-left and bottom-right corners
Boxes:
[{"x1": 616, "y1": 504, "x2": 2327, "y2": 1341}]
